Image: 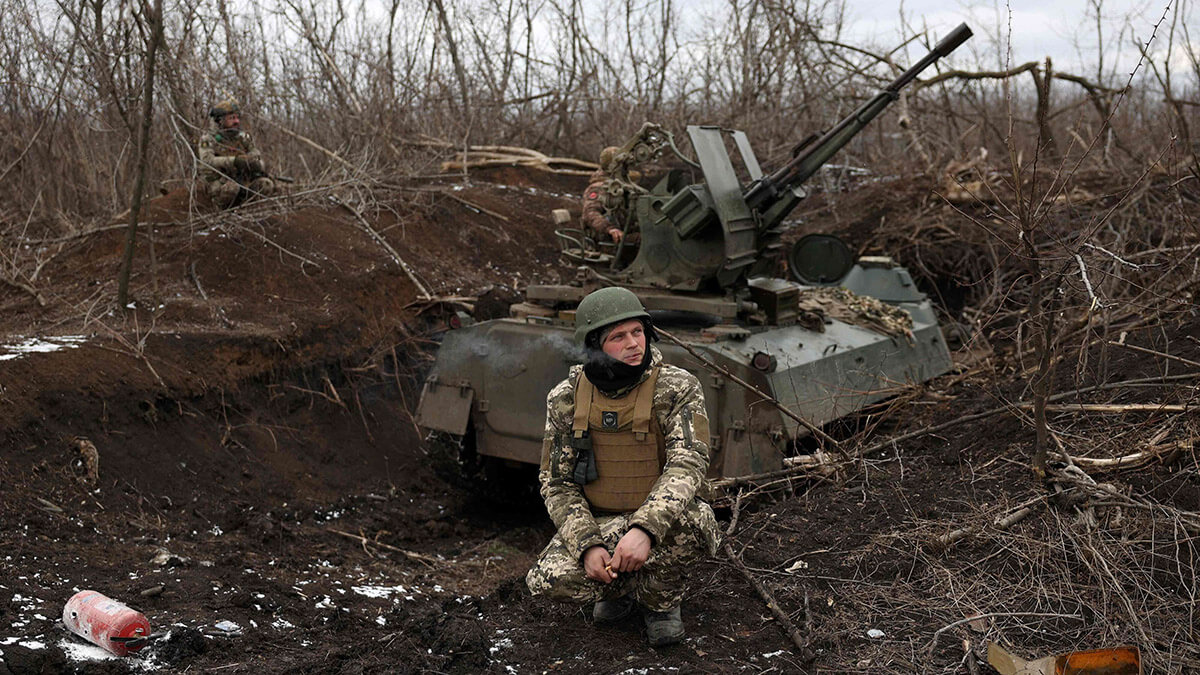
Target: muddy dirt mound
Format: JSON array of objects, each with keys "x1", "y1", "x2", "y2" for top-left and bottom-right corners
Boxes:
[{"x1": 2, "y1": 164, "x2": 1197, "y2": 674}]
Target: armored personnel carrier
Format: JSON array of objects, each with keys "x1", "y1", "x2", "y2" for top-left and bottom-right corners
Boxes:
[{"x1": 416, "y1": 25, "x2": 972, "y2": 481}]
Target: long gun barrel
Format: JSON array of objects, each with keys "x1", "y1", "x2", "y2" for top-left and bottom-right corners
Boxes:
[{"x1": 744, "y1": 23, "x2": 973, "y2": 210}]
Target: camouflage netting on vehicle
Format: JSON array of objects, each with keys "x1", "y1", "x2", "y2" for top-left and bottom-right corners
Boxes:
[{"x1": 798, "y1": 287, "x2": 914, "y2": 339}]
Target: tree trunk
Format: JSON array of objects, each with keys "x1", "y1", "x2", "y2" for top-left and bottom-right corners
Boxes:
[{"x1": 116, "y1": 0, "x2": 164, "y2": 309}]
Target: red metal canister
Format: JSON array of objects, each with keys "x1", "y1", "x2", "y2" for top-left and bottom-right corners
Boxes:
[{"x1": 62, "y1": 590, "x2": 152, "y2": 656}]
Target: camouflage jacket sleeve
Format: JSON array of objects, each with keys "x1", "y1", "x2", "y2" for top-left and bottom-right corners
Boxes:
[
  {"x1": 197, "y1": 132, "x2": 236, "y2": 172},
  {"x1": 538, "y1": 371, "x2": 604, "y2": 560},
  {"x1": 580, "y1": 170, "x2": 611, "y2": 237},
  {"x1": 628, "y1": 366, "x2": 711, "y2": 543}
]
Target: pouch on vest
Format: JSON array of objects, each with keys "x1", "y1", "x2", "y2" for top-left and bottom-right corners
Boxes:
[{"x1": 570, "y1": 431, "x2": 599, "y2": 484}]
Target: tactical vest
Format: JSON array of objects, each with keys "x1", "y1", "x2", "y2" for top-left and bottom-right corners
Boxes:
[
  {"x1": 202, "y1": 131, "x2": 254, "y2": 182},
  {"x1": 210, "y1": 131, "x2": 252, "y2": 156},
  {"x1": 572, "y1": 368, "x2": 666, "y2": 512}
]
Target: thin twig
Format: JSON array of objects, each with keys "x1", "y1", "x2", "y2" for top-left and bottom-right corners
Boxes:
[
  {"x1": 926, "y1": 612, "x2": 1082, "y2": 663},
  {"x1": 723, "y1": 541, "x2": 814, "y2": 659},
  {"x1": 327, "y1": 528, "x2": 440, "y2": 567},
  {"x1": 1023, "y1": 403, "x2": 1190, "y2": 413},
  {"x1": 330, "y1": 196, "x2": 431, "y2": 299},
  {"x1": 1107, "y1": 341, "x2": 1200, "y2": 369}
]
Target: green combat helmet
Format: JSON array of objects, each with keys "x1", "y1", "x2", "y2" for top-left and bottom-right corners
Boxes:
[
  {"x1": 209, "y1": 98, "x2": 239, "y2": 122},
  {"x1": 574, "y1": 287, "x2": 649, "y2": 344}
]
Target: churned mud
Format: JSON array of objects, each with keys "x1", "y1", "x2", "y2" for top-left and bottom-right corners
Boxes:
[{"x1": 2, "y1": 166, "x2": 1197, "y2": 674}]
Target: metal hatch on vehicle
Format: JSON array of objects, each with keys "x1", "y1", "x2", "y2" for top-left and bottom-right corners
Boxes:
[{"x1": 415, "y1": 375, "x2": 475, "y2": 436}]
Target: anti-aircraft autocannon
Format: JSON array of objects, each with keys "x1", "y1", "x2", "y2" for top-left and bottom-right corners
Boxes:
[
  {"x1": 417, "y1": 24, "x2": 973, "y2": 484},
  {"x1": 576, "y1": 22, "x2": 974, "y2": 292}
]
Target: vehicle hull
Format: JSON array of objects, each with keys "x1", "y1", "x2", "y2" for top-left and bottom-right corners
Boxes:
[{"x1": 417, "y1": 277, "x2": 952, "y2": 479}]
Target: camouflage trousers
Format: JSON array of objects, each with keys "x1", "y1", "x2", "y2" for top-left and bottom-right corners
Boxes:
[
  {"x1": 204, "y1": 176, "x2": 276, "y2": 209},
  {"x1": 526, "y1": 501, "x2": 720, "y2": 613}
]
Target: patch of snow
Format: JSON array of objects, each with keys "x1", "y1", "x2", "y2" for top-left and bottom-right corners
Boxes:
[
  {"x1": 60, "y1": 638, "x2": 119, "y2": 662},
  {"x1": 375, "y1": 616, "x2": 386, "y2": 626},
  {"x1": 351, "y1": 585, "x2": 406, "y2": 599},
  {"x1": 762, "y1": 650, "x2": 787, "y2": 658},
  {"x1": 0, "y1": 335, "x2": 87, "y2": 361},
  {"x1": 213, "y1": 620, "x2": 241, "y2": 632},
  {"x1": 866, "y1": 628, "x2": 886, "y2": 639},
  {"x1": 272, "y1": 618, "x2": 295, "y2": 630},
  {"x1": 489, "y1": 638, "x2": 514, "y2": 655}
]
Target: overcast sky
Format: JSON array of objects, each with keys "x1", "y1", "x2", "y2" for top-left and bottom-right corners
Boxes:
[{"x1": 840, "y1": 0, "x2": 1184, "y2": 79}]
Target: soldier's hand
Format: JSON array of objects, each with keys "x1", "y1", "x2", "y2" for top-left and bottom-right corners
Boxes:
[
  {"x1": 233, "y1": 155, "x2": 251, "y2": 172},
  {"x1": 608, "y1": 227, "x2": 623, "y2": 243},
  {"x1": 248, "y1": 157, "x2": 266, "y2": 174},
  {"x1": 610, "y1": 527, "x2": 651, "y2": 573},
  {"x1": 582, "y1": 545, "x2": 617, "y2": 584}
]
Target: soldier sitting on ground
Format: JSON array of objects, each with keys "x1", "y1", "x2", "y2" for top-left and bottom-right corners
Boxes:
[
  {"x1": 197, "y1": 98, "x2": 275, "y2": 208},
  {"x1": 526, "y1": 287, "x2": 721, "y2": 646}
]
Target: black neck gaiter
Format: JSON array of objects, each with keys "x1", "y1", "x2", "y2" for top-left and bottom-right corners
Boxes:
[{"x1": 582, "y1": 347, "x2": 651, "y2": 395}]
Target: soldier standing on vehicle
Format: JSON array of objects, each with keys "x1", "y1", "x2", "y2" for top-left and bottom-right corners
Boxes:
[
  {"x1": 526, "y1": 287, "x2": 720, "y2": 647},
  {"x1": 197, "y1": 99, "x2": 275, "y2": 208}
]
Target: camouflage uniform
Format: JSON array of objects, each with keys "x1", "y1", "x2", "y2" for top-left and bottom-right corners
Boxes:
[
  {"x1": 581, "y1": 168, "x2": 643, "y2": 248},
  {"x1": 798, "y1": 286, "x2": 914, "y2": 340},
  {"x1": 525, "y1": 346, "x2": 721, "y2": 613},
  {"x1": 581, "y1": 168, "x2": 616, "y2": 239},
  {"x1": 197, "y1": 129, "x2": 275, "y2": 208}
]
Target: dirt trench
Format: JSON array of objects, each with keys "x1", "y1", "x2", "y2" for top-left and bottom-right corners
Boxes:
[
  {"x1": 3, "y1": 166, "x2": 1198, "y2": 674},
  {"x1": 0, "y1": 171, "x2": 578, "y2": 674}
]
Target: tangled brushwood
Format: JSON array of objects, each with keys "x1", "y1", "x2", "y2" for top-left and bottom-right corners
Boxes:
[{"x1": 0, "y1": 0, "x2": 1197, "y2": 672}]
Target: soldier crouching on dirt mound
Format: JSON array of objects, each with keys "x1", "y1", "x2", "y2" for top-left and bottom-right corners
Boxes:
[
  {"x1": 197, "y1": 98, "x2": 276, "y2": 209},
  {"x1": 526, "y1": 287, "x2": 721, "y2": 647}
]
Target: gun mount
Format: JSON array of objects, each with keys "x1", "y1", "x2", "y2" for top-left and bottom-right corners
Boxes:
[
  {"x1": 416, "y1": 25, "x2": 973, "y2": 486},
  {"x1": 587, "y1": 23, "x2": 974, "y2": 292}
]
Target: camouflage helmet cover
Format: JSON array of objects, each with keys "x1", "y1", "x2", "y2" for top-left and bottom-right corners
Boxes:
[
  {"x1": 209, "y1": 98, "x2": 240, "y2": 122},
  {"x1": 574, "y1": 286, "x2": 649, "y2": 344},
  {"x1": 598, "y1": 146, "x2": 620, "y2": 172}
]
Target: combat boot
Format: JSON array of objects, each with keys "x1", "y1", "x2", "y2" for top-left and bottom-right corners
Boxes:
[
  {"x1": 593, "y1": 595, "x2": 636, "y2": 624},
  {"x1": 643, "y1": 605, "x2": 684, "y2": 646}
]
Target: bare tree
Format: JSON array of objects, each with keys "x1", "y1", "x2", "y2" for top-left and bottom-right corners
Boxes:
[{"x1": 117, "y1": 0, "x2": 165, "y2": 308}]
